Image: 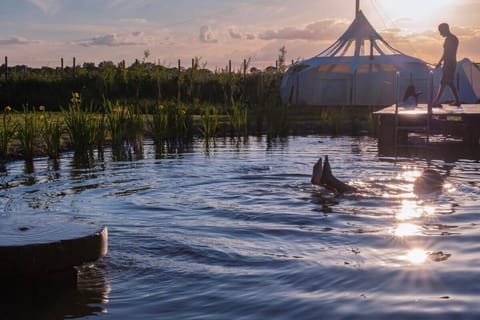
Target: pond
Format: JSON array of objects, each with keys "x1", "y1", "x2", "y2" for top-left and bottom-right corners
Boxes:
[{"x1": 1, "y1": 136, "x2": 480, "y2": 319}]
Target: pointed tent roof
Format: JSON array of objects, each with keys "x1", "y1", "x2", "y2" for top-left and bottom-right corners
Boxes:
[{"x1": 317, "y1": 10, "x2": 403, "y2": 58}]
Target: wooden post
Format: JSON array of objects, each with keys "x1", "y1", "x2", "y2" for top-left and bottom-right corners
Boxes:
[
  {"x1": 61, "y1": 58, "x2": 64, "y2": 80},
  {"x1": 228, "y1": 60, "x2": 232, "y2": 105},
  {"x1": 73, "y1": 57, "x2": 76, "y2": 78},
  {"x1": 191, "y1": 58, "x2": 195, "y2": 104},
  {"x1": 177, "y1": 59, "x2": 181, "y2": 104},
  {"x1": 4, "y1": 56, "x2": 8, "y2": 81},
  {"x1": 243, "y1": 59, "x2": 247, "y2": 77}
]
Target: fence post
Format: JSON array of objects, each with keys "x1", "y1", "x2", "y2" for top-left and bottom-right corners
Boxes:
[
  {"x1": 177, "y1": 59, "x2": 181, "y2": 104},
  {"x1": 61, "y1": 58, "x2": 64, "y2": 80},
  {"x1": 73, "y1": 57, "x2": 76, "y2": 78},
  {"x1": 4, "y1": 56, "x2": 8, "y2": 81}
]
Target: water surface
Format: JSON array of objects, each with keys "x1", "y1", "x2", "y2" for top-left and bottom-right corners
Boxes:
[{"x1": 1, "y1": 136, "x2": 480, "y2": 319}]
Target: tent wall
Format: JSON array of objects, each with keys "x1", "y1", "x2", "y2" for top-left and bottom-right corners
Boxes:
[
  {"x1": 281, "y1": 62, "x2": 431, "y2": 106},
  {"x1": 433, "y1": 58, "x2": 480, "y2": 103}
]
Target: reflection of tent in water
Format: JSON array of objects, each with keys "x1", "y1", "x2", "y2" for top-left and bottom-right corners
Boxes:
[
  {"x1": 280, "y1": 6, "x2": 431, "y2": 106},
  {"x1": 433, "y1": 58, "x2": 480, "y2": 104}
]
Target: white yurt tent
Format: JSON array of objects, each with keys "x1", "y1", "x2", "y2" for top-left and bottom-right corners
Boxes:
[
  {"x1": 432, "y1": 58, "x2": 480, "y2": 104},
  {"x1": 280, "y1": 8, "x2": 430, "y2": 106}
]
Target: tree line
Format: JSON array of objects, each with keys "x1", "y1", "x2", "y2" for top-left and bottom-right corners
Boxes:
[{"x1": 0, "y1": 49, "x2": 289, "y2": 113}]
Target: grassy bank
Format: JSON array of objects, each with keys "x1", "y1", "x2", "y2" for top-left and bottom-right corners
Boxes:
[{"x1": 0, "y1": 94, "x2": 379, "y2": 164}]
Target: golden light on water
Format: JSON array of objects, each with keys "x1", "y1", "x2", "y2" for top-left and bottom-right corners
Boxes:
[
  {"x1": 404, "y1": 248, "x2": 428, "y2": 265},
  {"x1": 396, "y1": 200, "x2": 437, "y2": 221},
  {"x1": 396, "y1": 200, "x2": 422, "y2": 220},
  {"x1": 393, "y1": 223, "x2": 421, "y2": 237},
  {"x1": 399, "y1": 167, "x2": 421, "y2": 182}
]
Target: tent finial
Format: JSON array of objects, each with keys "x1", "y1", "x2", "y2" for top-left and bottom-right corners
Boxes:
[{"x1": 356, "y1": 0, "x2": 360, "y2": 17}]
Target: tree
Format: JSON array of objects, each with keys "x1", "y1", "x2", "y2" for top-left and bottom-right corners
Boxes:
[{"x1": 278, "y1": 46, "x2": 287, "y2": 73}]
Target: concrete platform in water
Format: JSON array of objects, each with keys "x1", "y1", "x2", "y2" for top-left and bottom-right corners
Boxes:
[{"x1": 0, "y1": 214, "x2": 107, "y2": 288}]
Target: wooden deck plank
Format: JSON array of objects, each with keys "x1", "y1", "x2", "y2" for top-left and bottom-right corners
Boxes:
[{"x1": 374, "y1": 104, "x2": 480, "y2": 116}]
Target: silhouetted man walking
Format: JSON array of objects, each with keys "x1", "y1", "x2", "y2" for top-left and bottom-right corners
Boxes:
[{"x1": 433, "y1": 23, "x2": 460, "y2": 107}]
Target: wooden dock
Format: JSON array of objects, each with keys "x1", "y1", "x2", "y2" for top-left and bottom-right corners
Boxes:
[{"x1": 374, "y1": 104, "x2": 480, "y2": 151}]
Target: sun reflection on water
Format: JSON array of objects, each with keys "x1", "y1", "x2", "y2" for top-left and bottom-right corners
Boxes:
[
  {"x1": 396, "y1": 200, "x2": 437, "y2": 221},
  {"x1": 404, "y1": 248, "x2": 428, "y2": 265},
  {"x1": 392, "y1": 223, "x2": 421, "y2": 237}
]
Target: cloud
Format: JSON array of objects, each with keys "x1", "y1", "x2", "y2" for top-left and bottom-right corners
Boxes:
[
  {"x1": 27, "y1": 0, "x2": 61, "y2": 15},
  {"x1": 228, "y1": 28, "x2": 242, "y2": 39},
  {"x1": 120, "y1": 18, "x2": 148, "y2": 25},
  {"x1": 0, "y1": 36, "x2": 37, "y2": 45},
  {"x1": 199, "y1": 25, "x2": 218, "y2": 43},
  {"x1": 77, "y1": 32, "x2": 150, "y2": 47},
  {"x1": 258, "y1": 19, "x2": 349, "y2": 41},
  {"x1": 228, "y1": 28, "x2": 256, "y2": 41}
]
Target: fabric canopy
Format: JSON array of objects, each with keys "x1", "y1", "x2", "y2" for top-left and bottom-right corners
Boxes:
[{"x1": 280, "y1": 10, "x2": 431, "y2": 106}]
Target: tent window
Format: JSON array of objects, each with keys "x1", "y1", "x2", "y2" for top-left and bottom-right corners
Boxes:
[
  {"x1": 357, "y1": 64, "x2": 397, "y2": 73},
  {"x1": 316, "y1": 64, "x2": 350, "y2": 73}
]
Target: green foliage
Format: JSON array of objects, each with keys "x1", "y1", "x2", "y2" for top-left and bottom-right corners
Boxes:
[
  {"x1": 149, "y1": 102, "x2": 192, "y2": 146},
  {"x1": 62, "y1": 92, "x2": 101, "y2": 158},
  {"x1": 199, "y1": 105, "x2": 219, "y2": 139},
  {"x1": 39, "y1": 105, "x2": 63, "y2": 159},
  {"x1": 0, "y1": 106, "x2": 18, "y2": 160},
  {"x1": 17, "y1": 105, "x2": 41, "y2": 161},
  {"x1": 227, "y1": 100, "x2": 248, "y2": 137},
  {"x1": 104, "y1": 99, "x2": 145, "y2": 158}
]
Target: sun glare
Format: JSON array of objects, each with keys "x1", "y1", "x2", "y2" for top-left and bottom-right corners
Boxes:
[
  {"x1": 393, "y1": 223, "x2": 421, "y2": 237},
  {"x1": 404, "y1": 248, "x2": 428, "y2": 265},
  {"x1": 379, "y1": 0, "x2": 453, "y2": 24},
  {"x1": 396, "y1": 200, "x2": 422, "y2": 221}
]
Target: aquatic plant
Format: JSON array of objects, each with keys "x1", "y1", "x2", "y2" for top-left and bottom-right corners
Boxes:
[
  {"x1": 39, "y1": 105, "x2": 64, "y2": 159},
  {"x1": 227, "y1": 100, "x2": 248, "y2": 137},
  {"x1": 104, "y1": 99, "x2": 144, "y2": 158},
  {"x1": 62, "y1": 92, "x2": 100, "y2": 158},
  {"x1": 265, "y1": 103, "x2": 289, "y2": 138},
  {"x1": 199, "y1": 105, "x2": 219, "y2": 139},
  {"x1": 149, "y1": 102, "x2": 192, "y2": 146},
  {"x1": 327, "y1": 106, "x2": 346, "y2": 136},
  {"x1": 17, "y1": 105, "x2": 41, "y2": 161},
  {"x1": 0, "y1": 106, "x2": 18, "y2": 160}
]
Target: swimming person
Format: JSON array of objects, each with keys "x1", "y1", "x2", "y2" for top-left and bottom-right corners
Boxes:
[
  {"x1": 311, "y1": 156, "x2": 444, "y2": 195},
  {"x1": 433, "y1": 22, "x2": 460, "y2": 107}
]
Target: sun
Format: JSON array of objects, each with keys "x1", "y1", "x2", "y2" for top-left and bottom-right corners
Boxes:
[{"x1": 377, "y1": 0, "x2": 453, "y2": 24}]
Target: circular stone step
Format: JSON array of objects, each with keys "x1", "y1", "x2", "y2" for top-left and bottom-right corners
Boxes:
[{"x1": 0, "y1": 214, "x2": 108, "y2": 276}]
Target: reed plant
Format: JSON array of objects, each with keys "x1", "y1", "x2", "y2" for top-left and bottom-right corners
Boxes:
[
  {"x1": 0, "y1": 106, "x2": 18, "y2": 160},
  {"x1": 39, "y1": 106, "x2": 63, "y2": 159},
  {"x1": 62, "y1": 92, "x2": 100, "y2": 158},
  {"x1": 327, "y1": 106, "x2": 346, "y2": 136},
  {"x1": 17, "y1": 105, "x2": 41, "y2": 161},
  {"x1": 104, "y1": 99, "x2": 144, "y2": 158},
  {"x1": 227, "y1": 100, "x2": 248, "y2": 137},
  {"x1": 265, "y1": 103, "x2": 289, "y2": 138},
  {"x1": 199, "y1": 105, "x2": 219, "y2": 139},
  {"x1": 150, "y1": 102, "x2": 192, "y2": 145}
]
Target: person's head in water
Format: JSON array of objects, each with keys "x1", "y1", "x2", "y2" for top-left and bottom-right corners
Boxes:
[{"x1": 438, "y1": 23, "x2": 450, "y2": 37}]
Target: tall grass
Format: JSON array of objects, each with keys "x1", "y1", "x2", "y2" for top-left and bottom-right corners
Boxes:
[
  {"x1": 0, "y1": 106, "x2": 18, "y2": 161},
  {"x1": 62, "y1": 92, "x2": 101, "y2": 159},
  {"x1": 149, "y1": 102, "x2": 192, "y2": 147},
  {"x1": 39, "y1": 105, "x2": 63, "y2": 159},
  {"x1": 104, "y1": 99, "x2": 145, "y2": 159},
  {"x1": 17, "y1": 105, "x2": 41, "y2": 161},
  {"x1": 227, "y1": 100, "x2": 248, "y2": 137},
  {"x1": 199, "y1": 105, "x2": 219, "y2": 140}
]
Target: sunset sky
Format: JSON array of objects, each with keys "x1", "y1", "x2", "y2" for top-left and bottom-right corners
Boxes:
[{"x1": 1, "y1": 0, "x2": 479, "y2": 69}]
